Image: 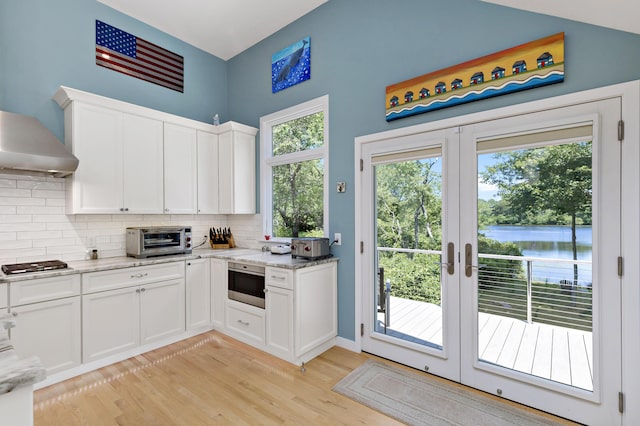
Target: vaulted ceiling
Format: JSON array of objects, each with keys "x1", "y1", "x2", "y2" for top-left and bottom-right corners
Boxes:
[{"x1": 97, "y1": 0, "x2": 639, "y2": 60}]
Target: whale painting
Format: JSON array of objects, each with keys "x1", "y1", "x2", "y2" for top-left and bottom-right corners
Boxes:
[{"x1": 272, "y1": 37, "x2": 311, "y2": 93}]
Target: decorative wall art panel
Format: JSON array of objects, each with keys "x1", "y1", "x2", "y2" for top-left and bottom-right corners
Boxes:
[
  {"x1": 385, "y1": 33, "x2": 564, "y2": 121},
  {"x1": 96, "y1": 20, "x2": 184, "y2": 92},
  {"x1": 272, "y1": 37, "x2": 311, "y2": 93}
]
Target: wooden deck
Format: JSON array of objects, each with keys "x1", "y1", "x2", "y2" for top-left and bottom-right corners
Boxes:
[{"x1": 377, "y1": 296, "x2": 593, "y2": 391}]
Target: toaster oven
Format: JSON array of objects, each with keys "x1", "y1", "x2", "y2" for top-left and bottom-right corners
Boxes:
[
  {"x1": 290, "y1": 237, "x2": 332, "y2": 260},
  {"x1": 126, "y1": 226, "x2": 192, "y2": 258}
]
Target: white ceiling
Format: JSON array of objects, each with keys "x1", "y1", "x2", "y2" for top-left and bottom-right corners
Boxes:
[
  {"x1": 98, "y1": 0, "x2": 639, "y2": 61},
  {"x1": 480, "y1": 0, "x2": 640, "y2": 36},
  {"x1": 97, "y1": 0, "x2": 327, "y2": 60}
]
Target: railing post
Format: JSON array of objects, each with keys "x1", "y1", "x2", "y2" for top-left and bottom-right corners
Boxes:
[{"x1": 527, "y1": 260, "x2": 533, "y2": 324}]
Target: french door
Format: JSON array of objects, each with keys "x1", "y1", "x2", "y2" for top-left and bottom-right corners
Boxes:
[{"x1": 359, "y1": 98, "x2": 622, "y2": 424}]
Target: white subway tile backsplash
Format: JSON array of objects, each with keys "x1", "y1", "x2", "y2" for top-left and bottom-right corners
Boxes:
[
  {"x1": 17, "y1": 230, "x2": 63, "y2": 240},
  {"x1": 32, "y1": 237, "x2": 80, "y2": 248},
  {"x1": 0, "y1": 188, "x2": 31, "y2": 197},
  {"x1": 17, "y1": 180, "x2": 63, "y2": 190},
  {"x1": 0, "y1": 240, "x2": 33, "y2": 250},
  {"x1": 0, "y1": 233, "x2": 16, "y2": 241},
  {"x1": 32, "y1": 189, "x2": 66, "y2": 199},
  {"x1": 1, "y1": 198, "x2": 45, "y2": 207},
  {"x1": 2, "y1": 223, "x2": 46, "y2": 232},
  {"x1": 0, "y1": 215, "x2": 32, "y2": 224},
  {"x1": 0, "y1": 173, "x2": 263, "y2": 263}
]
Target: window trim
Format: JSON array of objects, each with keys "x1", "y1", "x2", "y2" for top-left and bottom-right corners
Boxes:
[{"x1": 260, "y1": 95, "x2": 329, "y2": 241}]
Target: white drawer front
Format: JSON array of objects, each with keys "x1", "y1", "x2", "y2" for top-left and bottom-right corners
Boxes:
[
  {"x1": 0, "y1": 283, "x2": 7, "y2": 309},
  {"x1": 83, "y1": 261, "x2": 184, "y2": 294},
  {"x1": 226, "y1": 301, "x2": 265, "y2": 344},
  {"x1": 265, "y1": 267, "x2": 293, "y2": 290},
  {"x1": 10, "y1": 274, "x2": 81, "y2": 306}
]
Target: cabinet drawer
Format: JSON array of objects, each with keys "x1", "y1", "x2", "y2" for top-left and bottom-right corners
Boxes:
[
  {"x1": 10, "y1": 274, "x2": 81, "y2": 306},
  {"x1": 0, "y1": 283, "x2": 7, "y2": 309},
  {"x1": 265, "y1": 267, "x2": 293, "y2": 290},
  {"x1": 226, "y1": 301, "x2": 265, "y2": 344},
  {"x1": 83, "y1": 261, "x2": 184, "y2": 294}
]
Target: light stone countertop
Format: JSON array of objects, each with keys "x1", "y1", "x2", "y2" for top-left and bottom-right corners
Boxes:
[
  {"x1": 0, "y1": 313, "x2": 46, "y2": 394},
  {"x1": 0, "y1": 247, "x2": 338, "y2": 283}
]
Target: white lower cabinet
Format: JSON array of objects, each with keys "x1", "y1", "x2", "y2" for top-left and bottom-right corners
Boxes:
[
  {"x1": 265, "y1": 285, "x2": 293, "y2": 358},
  {"x1": 9, "y1": 275, "x2": 81, "y2": 375},
  {"x1": 82, "y1": 286, "x2": 139, "y2": 363},
  {"x1": 210, "y1": 258, "x2": 227, "y2": 329},
  {"x1": 139, "y1": 279, "x2": 185, "y2": 345},
  {"x1": 227, "y1": 261, "x2": 338, "y2": 366},
  {"x1": 225, "y1": 300, "x2": 265, "y2": 346},
  {"x1": 186, "y1": 258, "x2": 211, "y2": 331},
  {"x1": 0, "y1": 283, "x2": 8, "y2": 309},
  {"x1": 82, "y1": 263, "x2": 185, "y2": 363}
]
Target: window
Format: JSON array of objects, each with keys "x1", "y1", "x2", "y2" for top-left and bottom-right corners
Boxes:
[{"x1": 260, "y1": 95, "x2": 328, "y2": 239}]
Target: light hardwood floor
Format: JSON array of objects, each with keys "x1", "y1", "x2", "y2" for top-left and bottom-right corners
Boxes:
[{"x1": 33, "y1": 331, "x2": 575, "y2": 425}]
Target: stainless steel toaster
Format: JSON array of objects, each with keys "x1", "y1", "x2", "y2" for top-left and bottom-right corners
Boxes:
[{"x1": 290, "y1": 237, "x2": 331, "y2": 260}]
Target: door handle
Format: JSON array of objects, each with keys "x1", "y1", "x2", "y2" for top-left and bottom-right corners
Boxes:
[
  {"x1": 445, "y1": 242, "x2": 455, "y2": 275},
  {"x1": 465, "y1": 243, "x2": 476, "y2": 277}
]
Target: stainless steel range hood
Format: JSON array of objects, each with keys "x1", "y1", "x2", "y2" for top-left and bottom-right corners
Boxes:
[{"x1": 0, "y1": 110, "x2": 78, "y2": 177}]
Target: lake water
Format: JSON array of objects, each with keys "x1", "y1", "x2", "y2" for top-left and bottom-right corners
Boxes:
[{"x1": 481, "y1": 225, "x2": 592, "y2": 285}]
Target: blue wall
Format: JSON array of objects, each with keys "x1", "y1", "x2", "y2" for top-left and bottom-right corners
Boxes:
[
  {"x1": 227, "y1": 0, "x2": 640, "y2": 340},
  {"x1": 0, "y1": 0, "x2": 228, "y2": 142},
  {"x1": 3, "y1": 0, "x2": 640, "y2": 342}
]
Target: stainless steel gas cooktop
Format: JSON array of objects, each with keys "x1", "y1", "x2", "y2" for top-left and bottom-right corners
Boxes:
[{"x1": 1, "y1": 260, "x2": 68, "y2": 275}]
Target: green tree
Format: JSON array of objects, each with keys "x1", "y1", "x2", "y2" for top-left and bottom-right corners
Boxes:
[
  {"x1": 271, "y1": 112, "x2": 324, "y2": 237},
  {"x1": 482, "y1": 141, "x2": 592, "y2": 284},
  {"x1": 376, "y1": 159, "x2": 442, "y2": 251}
]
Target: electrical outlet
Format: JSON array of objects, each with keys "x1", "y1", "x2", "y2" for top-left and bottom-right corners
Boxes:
[{"x1": 334, "y1": 233, "x2": 341, "y2": 246}]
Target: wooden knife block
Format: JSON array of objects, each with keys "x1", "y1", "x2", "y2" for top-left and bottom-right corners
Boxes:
[{"x1": 209, "y1": 233, "x2": 236, "y2": 249}]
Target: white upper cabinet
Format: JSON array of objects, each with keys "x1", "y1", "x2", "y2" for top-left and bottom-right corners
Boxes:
[
  {"x1": 122, "y1": 114, "x2": 164, "y2": 213},
  {"x1": 66, "y1": 102, "x2": 124, "y2": 214},
  {"x1": 54, "y1": 86, "x2": 257, "y2": 215},
  {"x1": 196, "y1": 130, "x2": 219, "y2": 214},
  {"x1": 218, "y1": 123, "x2": 257, "y2": 214},
  {"x1": 163, "y1": 123, "x2": 197, "y2": 214}
]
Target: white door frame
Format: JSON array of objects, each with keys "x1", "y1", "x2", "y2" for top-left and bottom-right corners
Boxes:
[{"x1": 354, "y1": 80, "x2": 640, "y2": 423}]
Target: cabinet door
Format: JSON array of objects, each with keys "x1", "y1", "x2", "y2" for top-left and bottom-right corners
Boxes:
[
  {"x1": 163, "y1": 123, "x2": 197, "y2": 214},
  {"x1": 295, "y1": 263, "x2": 337, "y2": 356},
  {"x1": 196, "y1": 130, "x2": 219, "y2": 213},
  {"x1": 231, "y1": 131, "x2": 256, "y2": 214},
  {"x1": 265, "y1": 285, "x2": 293, "y2": 358},
  {"x1": 218, "y1": 130, "x2": 256, "y2": 214},
  {"x1": 10, "y1": 297, "x2": 81, "y2": 375},
  {"x1": 70, "y1": 103, "x2": 123, "y2": 213},
  {"x1": 122, "y1": 114, "x2": 164, "y2": 213},
  {"x1": 83, "y1": 287, "x2": 140, "y2": 363},
  {"x1": 140, "y1": 278, "x2": 185, "y2": 345},
  {"x1": 217, "y1": 131, "x2": 234, "y2": 214},
  {"x1": 186, "y1": 259, "x2": 211, "y2": 331},
  {"x1": 0, "y1": 283, "x2": 7, "y2": 309},
  {"x1": 210, "y1": 258, "x2": 227, "y2": 328}
]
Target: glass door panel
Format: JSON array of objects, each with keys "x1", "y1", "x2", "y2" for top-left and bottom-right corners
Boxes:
[
  {"x1": 374, "y1": 154, "x2": 444, "y2": 349},
  {"x1": 476, "y1": 140, "x2": 593, "y2": 391},
  {"x1": 361, "y1": 129, "x2": 460, "y2": 381},
  {"x1": 459, "y1": 98, "x2": 622, "y2": 424}
]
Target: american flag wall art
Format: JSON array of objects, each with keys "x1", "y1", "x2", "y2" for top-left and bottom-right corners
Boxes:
[{"x1": 95, "y1": 20, "x2": 184, "y2": 92}]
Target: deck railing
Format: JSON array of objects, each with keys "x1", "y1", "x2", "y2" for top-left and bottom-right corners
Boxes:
[{"x1": 377, "y1": 247, "x2": 593, "y2": 332}]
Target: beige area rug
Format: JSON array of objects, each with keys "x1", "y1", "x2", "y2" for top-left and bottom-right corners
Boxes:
[{"x1": 333, "y1": 359, "x2": 565, "y2": 426}]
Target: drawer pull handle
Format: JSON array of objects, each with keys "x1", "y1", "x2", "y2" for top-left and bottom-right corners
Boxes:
[
  {"x1": 271, "y1": 275, "x2": 285, "y2": 280},
  {"x1": 237, "y1": 319, "x2": 250, "y2": 326},
  {"x1": 131, "y1": 273, "x2": 148, "y2": 278}
]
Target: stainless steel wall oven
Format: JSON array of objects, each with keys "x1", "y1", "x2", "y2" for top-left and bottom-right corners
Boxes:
[{"x1": 227, "y1": 262, "x2": 265, "y2": 308}]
